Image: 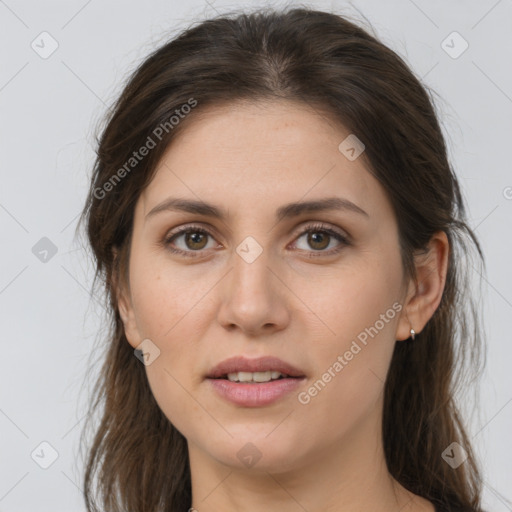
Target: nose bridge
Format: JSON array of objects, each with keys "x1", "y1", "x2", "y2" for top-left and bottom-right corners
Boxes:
[
  {"x1": 217, "y1": 233, "x2": 290, "y2": 333},
  {"x1": 231, "y1": 235, "x2": 275, "y2": 304}
]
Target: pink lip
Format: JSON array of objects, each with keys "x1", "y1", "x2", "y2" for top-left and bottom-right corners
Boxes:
[
  {"x1": 205, "y1": 355, "x2": 306, "y2": 407},
  {"x1": 206, "y1": 355, "x2": 305, "y2": 379},
  {"x1": 206, "y1": 377, "x2": 305, "y2": 407}
]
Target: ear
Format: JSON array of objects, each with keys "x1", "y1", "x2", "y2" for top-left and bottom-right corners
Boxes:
[
  {"x1": 396, "y1": 230, "x2": 449, "y2": 341},
  {"x1": 111, "y1": 246, "x2": 141, "y2": 349}
]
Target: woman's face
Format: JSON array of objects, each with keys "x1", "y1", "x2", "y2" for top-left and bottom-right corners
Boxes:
[{"x1": 118, "y1": 100, "x2": 415, "y2": 473}]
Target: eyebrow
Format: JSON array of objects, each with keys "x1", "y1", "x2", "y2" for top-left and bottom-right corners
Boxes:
[{"x1": 145, "y1": 196, "x2": 369, "y2": 222}]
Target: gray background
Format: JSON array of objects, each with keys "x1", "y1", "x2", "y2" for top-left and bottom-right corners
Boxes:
[{"x1": 1, "y1": 0, "x2": 511, "y2": 510}]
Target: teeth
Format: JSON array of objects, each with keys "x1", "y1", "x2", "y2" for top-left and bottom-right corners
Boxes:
[{"x1": 226, "y1": 371, "x2": 288, "y2": 383}]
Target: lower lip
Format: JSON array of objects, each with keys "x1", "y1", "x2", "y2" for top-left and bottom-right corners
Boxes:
[{"x1": 206, "y1": 377, "x2": 305, "y2": 407}]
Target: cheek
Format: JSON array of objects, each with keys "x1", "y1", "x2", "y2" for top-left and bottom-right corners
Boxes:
[
  {"x1": 128, "y1": 257, "x2": 213, "y2": 432},
  {"x1": 298, "y1": 257, "x2": 401, "y2": 420},
  {"x1": 131, "y1": 269, "x2": 206, "y2": 380},
  {"x1": 129, "y1": 252, "x2": 212, "y2": 339},
  {"x1": 306, "y1": 252, "x2": 402, "y2": 351},
  {"x1": 296, "y1": 320, "x2": 397, "y2": 445}
]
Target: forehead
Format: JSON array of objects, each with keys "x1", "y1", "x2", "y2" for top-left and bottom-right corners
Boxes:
[{"x1": 139, "y1": 100, "x2": 394, "y2": 224}]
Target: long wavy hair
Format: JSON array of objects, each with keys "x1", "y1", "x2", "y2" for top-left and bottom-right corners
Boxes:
[{"x1": 77, "y1": 6, "x2": 488, "y2": 511}]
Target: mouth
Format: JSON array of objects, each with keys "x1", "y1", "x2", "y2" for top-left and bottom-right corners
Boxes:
[
  {"x1": 209, "y1": 370, "x2": 301, "y2": 383},
  {"x1": 206, "y1": 355, "x2": 306, "y2": 380},
  {"x1": 205, "y1": 356, "x2": 306, "y2": 407}
]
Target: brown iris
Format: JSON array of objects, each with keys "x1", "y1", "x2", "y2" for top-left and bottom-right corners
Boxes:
[
  {"x1": 185, "y1": 231, "x2": 208, "y2": 250},
  {"x1": 307, "y1": 231, "x2": 330, "y2": 250}
]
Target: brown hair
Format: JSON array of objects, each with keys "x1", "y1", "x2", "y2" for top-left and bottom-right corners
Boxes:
[{"x1": 77, "y1": 6, "x2": 488, "y2": 511}]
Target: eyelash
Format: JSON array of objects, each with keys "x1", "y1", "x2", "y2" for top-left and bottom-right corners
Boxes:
[{"x1": 162, "y1": 222, "x2": 350, "y2": 259}]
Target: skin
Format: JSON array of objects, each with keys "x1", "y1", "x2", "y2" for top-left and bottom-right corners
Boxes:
[{"x1": 116, "y1": 100, "x2": 449, "y2": 512}]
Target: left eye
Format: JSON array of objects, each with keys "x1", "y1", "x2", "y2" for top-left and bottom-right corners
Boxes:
[
  {"x1": 294, "y1": 228, "x2": 347, "y2": 253},
  {"x1": 163, "y1": 223, "x2": 349, "y2": 257}
]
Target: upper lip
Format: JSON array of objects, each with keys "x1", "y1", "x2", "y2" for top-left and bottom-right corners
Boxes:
[{"x1": 206, "y1": 356, "x2": 306, "y2": 379}]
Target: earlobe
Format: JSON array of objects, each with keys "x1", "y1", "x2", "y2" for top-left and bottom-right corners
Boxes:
[
  {"x1": 111, "y1": 247, "x2": 141, "y2": 349},
  {"x1": 116, "y1": 285, "x2": 141, "y2": 349},
  {"x1": 396, "y1": 231, "x2": 450, "y2": 341}
]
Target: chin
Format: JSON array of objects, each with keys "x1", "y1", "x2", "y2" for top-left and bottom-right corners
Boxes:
[{"x1": 204, "y1": 430, "x2": 308, "y2": 473}]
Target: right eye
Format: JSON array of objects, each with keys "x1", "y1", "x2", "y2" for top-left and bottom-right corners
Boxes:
[{"x1": 163, "y1": 225, "x2": 220, "y2": 257}]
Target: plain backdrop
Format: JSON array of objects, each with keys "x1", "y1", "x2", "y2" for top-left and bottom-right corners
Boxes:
[{"x1": 1, "y1": 0, "x2": 511, "y2": 510}]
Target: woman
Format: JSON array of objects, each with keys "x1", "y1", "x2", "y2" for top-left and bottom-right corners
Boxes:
[{"x1": 78, "y1": 7, "x2": 488, "y2": 512}]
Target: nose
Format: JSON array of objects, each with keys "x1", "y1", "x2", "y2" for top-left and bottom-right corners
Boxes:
[{"x1": 216, "y1": 244, "x2": 291, "y2": 336}]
